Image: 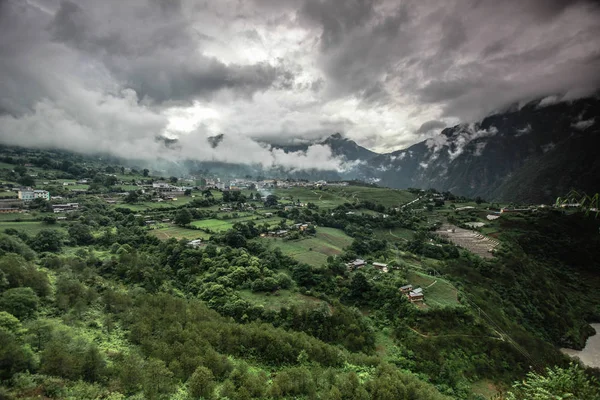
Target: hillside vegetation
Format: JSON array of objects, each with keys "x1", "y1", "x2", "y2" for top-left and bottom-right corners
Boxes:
[{"x1": 0, "y1": 147, "x2": 599, "y2": 399}]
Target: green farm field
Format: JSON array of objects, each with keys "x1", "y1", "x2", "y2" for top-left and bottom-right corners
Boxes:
[
  {"x1": 326, "y1": 186, "x2": 417, "y2": 208},
  {"x1": 405, "y1": 270, "x2": 460, "y2": 307},
  {"x1": 190, "y1": 219, "x2": 234, "y2": 232},
  {"x1": 0, "y1": 213, "x2": 38, "y2": 221},
  {"x1": 263, "y1": 227, "x2": 353, "y2": 266},
  {"x1": 113, "y1": 197, "x2": 196, "y2": 211},
  {"x1": 0, "y1": 191, "x2": 17, "y2": 198},
  {"x1": 273, "y1": 187, "x2": 348, "y2": 209},
  {"x1": 374, "y1": 227, "x2": 415, "y2": 242},
  {"x1": 0, "y1": 221, "x2": 66, "y2": 235},
  {"x1": 150, "y1": 226, "x2": 211, "y2": 241}
]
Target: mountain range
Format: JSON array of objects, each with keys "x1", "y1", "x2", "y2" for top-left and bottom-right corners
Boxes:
[{"x1": 198, "y1": 96, "x2": 600, "y2": 203}]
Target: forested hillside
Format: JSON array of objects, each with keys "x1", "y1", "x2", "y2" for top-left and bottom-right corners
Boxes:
[{"x1": 0, "y1": 150, "x2": 599, "y2": 399}]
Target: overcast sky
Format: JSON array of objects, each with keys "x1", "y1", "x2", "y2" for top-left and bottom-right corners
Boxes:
[{"x1": 1, "y1": 0, "x2": 599, "y2": 168}]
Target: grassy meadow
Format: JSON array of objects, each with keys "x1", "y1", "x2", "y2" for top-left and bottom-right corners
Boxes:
[{"x1": 262, "y1": 227, "x2": 353, "y2": 266}]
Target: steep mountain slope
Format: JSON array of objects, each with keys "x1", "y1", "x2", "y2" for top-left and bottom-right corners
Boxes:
[
  {"x1": 321, "y1": 133, "x2": 378, "y2": 161},
  {"x1": 270, "y1": 133, "x2": 377, "y2": 162},
  {"x1": 366, "y1": 96, "x2": 600, "y2": 202},
  {"x1": 157, "y1": 97, "x2": 600, "y2": 203}
]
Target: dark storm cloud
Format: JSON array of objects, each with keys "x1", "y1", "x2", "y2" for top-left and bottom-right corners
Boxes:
[
  {"x1": 300, "y1": 0, "x2": 600, "y2": 121},
  {"x1": 300, "y1": 0, "x2": 376, "y2": 50},
  {"x1": 417, "y1": 120, "x2": 447, "y2": 134},
  {"x1": 418, "y1": 79, "x2": 479, "y2": 104},
  {"x1": 1, "y1": 0, "x2": 600, "y2": 158},
  {"x1": 46, "y1": 0, "x2": 289, "y2": 105}
]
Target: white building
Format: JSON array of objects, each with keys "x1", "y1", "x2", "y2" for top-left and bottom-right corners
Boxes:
[
  {"x1": 18, "y1": 189, "x2": 50, "y2": 202},
  {"x1": 152, "y1": 182, "x2": 172, "y2": 192},
  {"x1": 187, "y1": 239, "x2": 202, "y2": 248}
]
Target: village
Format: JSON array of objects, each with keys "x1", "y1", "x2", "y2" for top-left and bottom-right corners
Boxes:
[{"x1": 1, "y1": 165, "x2": 595, "y2": 315}]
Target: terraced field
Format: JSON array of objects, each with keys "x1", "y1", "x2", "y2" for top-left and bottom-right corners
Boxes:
[
  {"x1": 435, "y1": 224, "x2": 500, "y2": 258},
  {"x1": 150, "y1": 226, "x2": 211, "y2": 241},
  {"x1": 264, "y1": 227, "x2": 353, "y2": 266},
  {"x1": 326, "y1": 186, "x2": 417, "y2": 208},
  {"x1": 1, "y1": 221, "x2": 66, "y2": 235},
  {"x1": 405, "y1": 270, "x2": 460, "y2": 307},
  {"x1": 190, "y1": 219, "x2": 235, "y2": 232},
  {"x1": 274, "y1": 188, "x2": 348, "y2": 209}
]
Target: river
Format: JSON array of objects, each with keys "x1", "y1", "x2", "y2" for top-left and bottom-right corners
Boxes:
[{"x1": 560, "y1": 323, "x2": 600, "y2": 368}]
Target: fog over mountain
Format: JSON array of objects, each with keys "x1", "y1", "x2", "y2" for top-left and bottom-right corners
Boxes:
[{"x1": 1, "y1": 0, "x2": 600, "y2": 172}]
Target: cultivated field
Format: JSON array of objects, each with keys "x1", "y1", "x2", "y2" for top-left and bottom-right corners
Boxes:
[
  {"x1": 150, "y1": 226, "x2": 211, "y2": 241},
  {"x1": 274, "y1": 187, "x2": 348, "y2": 209},
  {"x1": 1, "y1": 221, "x2": 66, "y2": 235},
  {"x1": 263, "y1": 227, "x2": 353, "y2": 266},
  {"x1": 191, "y1": 219, "x2": 235, "y2": 232},
  {"x1": 405, "y1": 270, "x2": 460, "y2": 307},
  {"x1": 326, "y1": 186, "x2": 417, "y2": 208},
  {"x1": 0, "y1": 213, "x2": 37, "y2": 221},
  {"x1": 374, "y1": 227, "x2": 415, "y2": 242},
  {"x1": 435, "y1": 224, "x2": 500, "y2": 258}
]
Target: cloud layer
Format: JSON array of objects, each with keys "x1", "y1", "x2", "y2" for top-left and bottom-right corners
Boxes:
[{"x1": 1, "y1": 0, "x2": 599, "y2": 166}]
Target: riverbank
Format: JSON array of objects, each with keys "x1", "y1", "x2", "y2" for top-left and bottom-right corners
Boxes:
[{"x1": 561, "y1": 323, "x2": 600, "y2": 368}]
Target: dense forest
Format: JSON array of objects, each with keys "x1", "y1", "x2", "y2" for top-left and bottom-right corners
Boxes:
[{"x1": 0, "y1": 147, "x2": 599, "y2": 399}]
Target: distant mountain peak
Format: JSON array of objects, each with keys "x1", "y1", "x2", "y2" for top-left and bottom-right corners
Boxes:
[{"x1": 208, "y1": 134, "x2": 225, "y2": 148}]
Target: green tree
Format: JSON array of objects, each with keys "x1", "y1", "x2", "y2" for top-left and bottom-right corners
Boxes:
[
  {"x1": 42, "y1": 215, "x2": 57, "y2": 224},
  {"x1": 174, "y1": 209, "x2": 192, "y2": 226},
  {"x1": 31, "y1": 229, "x2": 63, "y2": 252},
  {"x1": 505, "y1": 363, "x2": 600, "y2": 400},
  {"x1": 142, "y1": 358, "x2": 175, "y2": 400},
  {"x1": 349, "y1": 272, "x2": 371, "y2": 302},
  {"x1": 265, "y1": 194, "x2": 278, "y2": 207},
  {"x1": 188, "y1": 366, "x2": 215, "y2": 399},
  {"x1": 124, "y1": 191, "x2": 140, "y2": 203},
  {"x1": 0, "y1": 287, "x2": 39, "y2": 319},
  {"x1": 0, "y1": 327, "x2": 35, "y2": 380},
  {"x1": 29, "y1": 197, "x2": 49, "y2": 211},
  {"x1": 0, "y1": 311, "x2": 24, "y2": 337},
  {"x1": 68, "y1": 223, "x2": 94, "y2": 245},
  {"x1": 0, "y1": 254, "x2": 50, "y2": 296},
  {"x1": 81, "y1": 345, "x2": 106, "y2": 382},
  {"x1": 0, "y1": 233, "x2": 36, "y2": 260},
  {"x1": 17, "y1": 175, "x2": 35, "y2": 187},
  {"x1": 143, "y1": 169, "x2": 150, "y2": 177}
]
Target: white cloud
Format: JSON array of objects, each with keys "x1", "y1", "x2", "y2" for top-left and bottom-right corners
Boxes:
[
  {"x1": 515, "y1": 124, "x2": 532, "y2": 137},
  {"x1": 571, "y1": 118, "x2": 595, "y2": 130},
  {"x1": 1, "y1": 0, "x2": 599, "y2": 163}
]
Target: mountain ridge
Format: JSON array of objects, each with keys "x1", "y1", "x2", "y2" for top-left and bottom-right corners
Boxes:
[
  {"x1": 143, "y1": 96, "x2": 600, "y2": 203},
  {"x1": 298, "y1": 96, "x2": 599, "y2": 203}
]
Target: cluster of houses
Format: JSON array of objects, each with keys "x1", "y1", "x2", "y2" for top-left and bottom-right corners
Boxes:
[
  {"x1": 187, "y1": 239, "x2": 203, "y2": 248},
  {"x1": 262, "y1": 230, "x2": 289, "y2": 238},
  {"x1": 400, "y1": 284, "x2": 424, "y2": 303},
  {"x1": 220, "y1": 203, "x2": 257, "y2": 212},
  {"x1": 346, "y1": 259, "x2": 389, "y2": 273},
  {"x1": 17, "y1": 188, "x2": 50, "y2": 202},
  {"x1": 261, "y1": 222, "x2": 314, "y2": 238},
  {"x1": 0, "y1": 198, "x2": 23, "y2": 213},
  {"x1": 148, "y1": 182, "x2": 192, "y2": 199},
  {"x1": 52, "y1": 203, "x2": 80, "y2": 213},
  {"x1": 293, "y1": 223, "x2": 310, "y2": 231},
  {"x1": 201, "y1": 178, "x2": 350, "y2": 191},
  {"x1": 343, "y1": 259, "x2": 425, "y2": 303}
]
